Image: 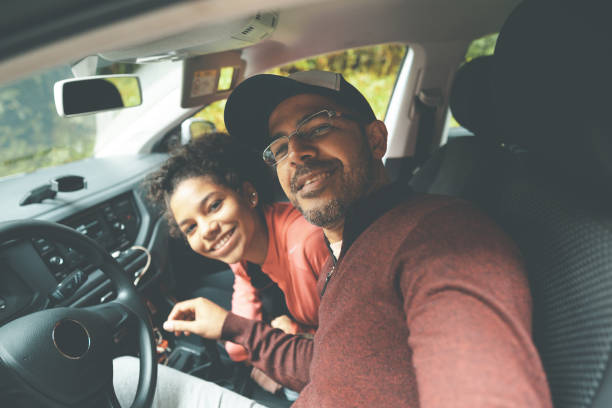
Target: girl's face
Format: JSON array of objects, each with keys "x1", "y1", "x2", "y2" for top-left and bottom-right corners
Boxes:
[{"x1": 169, "y1": 176, "x2": 260, "y2": 264}]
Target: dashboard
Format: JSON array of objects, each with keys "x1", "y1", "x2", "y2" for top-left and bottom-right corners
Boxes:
[{"x1": 0, "y1": 153, "x2": 171, "y2": 327}]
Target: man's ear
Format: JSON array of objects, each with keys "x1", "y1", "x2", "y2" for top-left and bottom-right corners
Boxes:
[
  {"x1": 365, "y1": 120, "x2": 388, "y2": 160},
  {"x1": 241, "y1": 181, "x2": 258, "y2": 208}
]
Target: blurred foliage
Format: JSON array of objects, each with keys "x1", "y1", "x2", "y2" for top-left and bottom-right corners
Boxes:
[
  {"x1": 465, "y1": 33, "x2": 498, "y2": 62},
  {"x1": 98, "y1": 62, "x2": 137, "y2": 75},
  {"x1": 194, "y1": 43, "x2": 407, "y2": 134},
  {"x1": 105, "y1": 77, "x2": 142, "y2": 107},
  {"x1": 0, "y1": 66, "x2": 96, "y2": 179},
  {"x1": 195, "y1": 99, "x2": 227, "y2": 133},
  {"x1": 189, "y1": 120, "x2": 217, "y2": 140},
  {"x1": 267, "y1": 43, "x2": 407, "y2": 120},
  {"x1": 218, "y1": 67, "x2": 235, "y2": 91},
  {"x1": 449, "y1": 32, "x2": 498, "y2": 128},
  {"x1": 0, "y1": 61, "x2": 141, "y2": 179}
]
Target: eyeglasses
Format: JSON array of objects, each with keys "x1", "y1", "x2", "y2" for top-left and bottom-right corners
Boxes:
[{"x1": 262, "y1": 109, "x2": 359, "y2": 166}]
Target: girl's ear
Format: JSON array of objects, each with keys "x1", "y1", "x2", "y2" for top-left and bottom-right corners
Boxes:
[{"x1": 241, "y1": 181, "x2": 258, "y2": 208}]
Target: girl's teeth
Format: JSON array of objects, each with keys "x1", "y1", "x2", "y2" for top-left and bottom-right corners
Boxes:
[{"x1": 213, "y1": 230, "x2": 233, "y2": 250}]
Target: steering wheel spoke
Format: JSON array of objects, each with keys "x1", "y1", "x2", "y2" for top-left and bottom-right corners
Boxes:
[{"x1": 86, "y1": 300, "x2": 134, "y2": 336}]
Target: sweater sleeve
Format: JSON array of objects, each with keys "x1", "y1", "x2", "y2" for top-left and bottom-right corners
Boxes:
[
  {"x1": 221, "y1": 313, "x2": 313, "y2": 391},
  {"x1": 225, "y1": 263, "x2": 263, "y2": 362},
  {"x1": 399, "y1": 203, "x2": 552, "y2": 408}
]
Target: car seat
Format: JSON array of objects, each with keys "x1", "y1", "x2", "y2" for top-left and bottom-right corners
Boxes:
[
  {"x1": 492, "y1": 2, "x2": 612, "y2": 405},
  {"x1": 411, "y1": 1, "x2": 612, "y2": 407},
  {"x1": 408, "y1": 55, "x2": 508, "y2": 219}
]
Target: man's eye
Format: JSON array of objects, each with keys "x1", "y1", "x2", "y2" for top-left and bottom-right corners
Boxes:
[
  {"x1": 184, "y1": 224, "x2": 196, "y2": 235},
  {"x1": 305, "y1": 124, "x2": 332, "y2": 139},
  {"x1": 210, "y1": 199, "x2": 223, "y2": 212},
  {"x1": 272, "y1": 142, "x2": 288, "y2": 157}
]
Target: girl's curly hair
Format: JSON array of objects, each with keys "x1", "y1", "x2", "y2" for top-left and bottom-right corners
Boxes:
[{"x1": 146, "y1": 132, "x2": 274, "y2": 238}]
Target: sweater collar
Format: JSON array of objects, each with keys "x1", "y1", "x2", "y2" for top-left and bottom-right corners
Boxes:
[{"x1": 324, "y1": 181, "x2": 413, "y2": 262}]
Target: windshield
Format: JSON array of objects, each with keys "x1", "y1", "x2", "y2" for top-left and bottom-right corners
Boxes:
[{"x1": 0, "y1": 60, "x2": 181, "y2": 180}]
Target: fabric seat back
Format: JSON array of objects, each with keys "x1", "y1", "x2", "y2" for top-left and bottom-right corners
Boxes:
[{"x1": 411, "y1": 1, "x2": 612, "y2": 406}]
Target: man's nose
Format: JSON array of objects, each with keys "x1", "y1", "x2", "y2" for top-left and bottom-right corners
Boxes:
[{"x1": 287, "y1": 135, "x2": 317, "y2": 165}]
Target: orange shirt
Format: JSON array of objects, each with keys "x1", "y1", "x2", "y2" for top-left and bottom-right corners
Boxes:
[{"x1": 225, "y1": 202, "x2": 328, "y2": 361}]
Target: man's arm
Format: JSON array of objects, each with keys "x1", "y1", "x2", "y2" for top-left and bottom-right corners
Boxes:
[
  {"x1": 222, "y1": 313, "x2": 313, "y2": 391},
  {"x1": 399, "y1": 203, "x2": 552, "y2": 407},
  {"x1": 164, "y1": 298, "x2": 313, "y2": 391},
  {"x1": 403, "y1": 274, "x2": 550, "y2": 407}
]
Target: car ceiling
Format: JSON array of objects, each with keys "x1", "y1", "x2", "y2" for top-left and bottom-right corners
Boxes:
[{"x1": 0, "y1": 0, "x2": 520, "y2": 85}]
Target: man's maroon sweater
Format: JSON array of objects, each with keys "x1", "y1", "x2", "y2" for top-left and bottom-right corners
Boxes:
[{"x1": 222, "y1": 184, "x2": 552, "y2": 407}]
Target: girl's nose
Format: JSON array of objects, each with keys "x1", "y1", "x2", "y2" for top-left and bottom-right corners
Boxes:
[{"x1": 200, "y1": 219, "x2": 220, "y2": 240}]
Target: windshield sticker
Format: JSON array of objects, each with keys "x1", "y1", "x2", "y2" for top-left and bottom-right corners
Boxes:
[{"x1": 190, "y1": 70, "x2": 217, "y2": 97}]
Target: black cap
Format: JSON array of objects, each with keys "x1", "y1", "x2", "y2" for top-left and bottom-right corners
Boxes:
[{"x1": 224, "y1": 70, "x2": 376, "y2": 150}]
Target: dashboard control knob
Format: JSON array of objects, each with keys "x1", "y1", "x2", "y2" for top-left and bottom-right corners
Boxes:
[
  {"x1": 113, "y1": 222, "x2": 126, "y2": 231},
  {"x1": 49, "y1": 256, "x2": 64, "y2": 266},
  {"x1": 50, "y1": 270, "x2": 87, "y2": 303},
  {"x1": 100, "y1": 291, "x2": 115, "y2": 303}
]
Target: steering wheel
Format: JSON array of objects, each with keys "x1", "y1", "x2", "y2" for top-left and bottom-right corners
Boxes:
[{"x1": 0, "y1": 220, "x2": 157, "y2": 408}]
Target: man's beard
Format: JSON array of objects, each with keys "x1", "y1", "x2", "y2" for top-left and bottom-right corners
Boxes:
[
  {"x1": 289, "y1": 139, "x2": 374, "y2": 228},
  {"x1": 299, "y1": 196, "x2": 346, "y2": 228}
]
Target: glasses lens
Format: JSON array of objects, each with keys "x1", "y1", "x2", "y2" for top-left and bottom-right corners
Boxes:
[
  {"x1": 263, "y1": 137, "x2": 289, "y2": 165},
  {"x1": 262, "y1": 110, "x2": 336, "y2": 166},
  {"x1": 297, "y1": 111, "x2": 334, "y2": 141}
]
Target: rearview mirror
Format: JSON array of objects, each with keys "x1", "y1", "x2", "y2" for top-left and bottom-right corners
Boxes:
[{"x1": 54, "y1": 75, "x2": 142, "y2": 117}]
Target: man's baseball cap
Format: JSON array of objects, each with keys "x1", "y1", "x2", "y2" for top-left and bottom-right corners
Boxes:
[{"x1": 224, "y1": 70, "x2": 377, "y2": 150}]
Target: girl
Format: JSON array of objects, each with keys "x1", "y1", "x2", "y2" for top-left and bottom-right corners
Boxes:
[{"x1": 147, "y1": 132, "x2": 328, "y2": 365}]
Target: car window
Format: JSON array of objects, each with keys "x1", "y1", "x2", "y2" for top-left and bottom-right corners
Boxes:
[
  {"x1": 190, "y1": 43, "x2": 408, "y2": 138},
  {"x1": 464, "y1": 33, "x2": 498, "y2": 62},
  {"x1": 446, "y1": 33, "x2": 498, "y2": 138},
  {"x1": 0, "y1": 65, "x2": 96, "y2": 179}
]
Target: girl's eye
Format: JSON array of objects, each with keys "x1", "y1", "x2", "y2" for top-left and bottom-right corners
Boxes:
[
  {"x1": 184, "y1": 224, "x2": 196, "y2": 235},
  {"x1": 209, "y1": 199, "x2": 223, "y2": 212}
]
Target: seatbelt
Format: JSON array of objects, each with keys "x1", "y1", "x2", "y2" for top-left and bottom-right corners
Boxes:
[
  {"x1": 413, "y1": 88, "x2": 442, "y2": 167},
  {"x1": 245, "y1": 262, "x2": 290, "y2": 321},
  {"x1": 244, "y1": 262, "x2": 273, "y2": 290}
]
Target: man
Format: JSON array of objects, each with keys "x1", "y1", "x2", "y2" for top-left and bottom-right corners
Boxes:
[{"x1": 118, "y1": 70, "x2": 552, "y2": 407}]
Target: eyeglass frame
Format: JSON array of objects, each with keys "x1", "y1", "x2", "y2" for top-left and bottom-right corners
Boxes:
[{"x1": 262, "y1": 109, "x2": 361, "y2": 166}]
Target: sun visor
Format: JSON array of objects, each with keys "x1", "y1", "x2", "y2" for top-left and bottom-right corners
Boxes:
[{"x1": 180, "y1": 50, "x2": 246, "y2": 108}]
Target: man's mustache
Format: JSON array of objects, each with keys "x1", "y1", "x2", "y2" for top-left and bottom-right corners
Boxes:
[{"x1": 290, "y1": 159, "x2": 340, "y2": 193}]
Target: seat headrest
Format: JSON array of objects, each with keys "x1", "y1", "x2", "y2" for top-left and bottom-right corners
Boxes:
[
  {"x1": 449, "y1": 56, "x2": 497, "y2": 140},
  {"x1": 492, "y1": 0, "x2": 612, "y2": 190}
]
